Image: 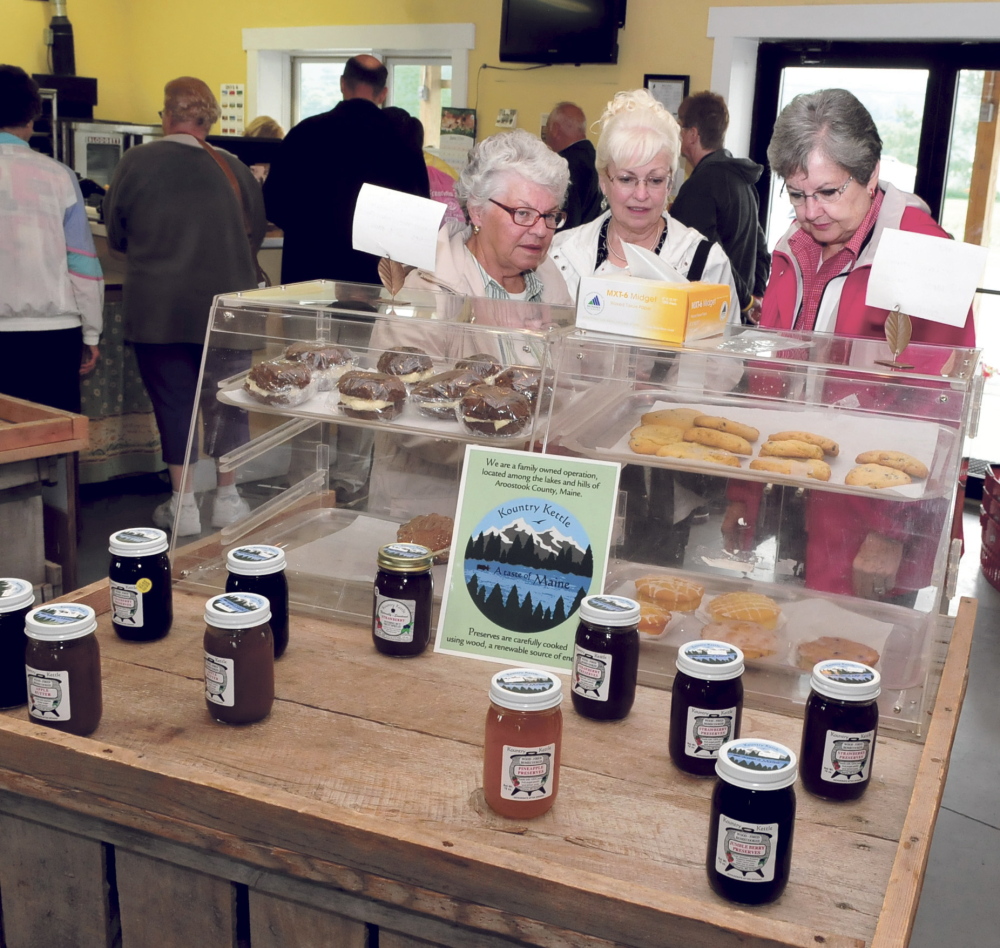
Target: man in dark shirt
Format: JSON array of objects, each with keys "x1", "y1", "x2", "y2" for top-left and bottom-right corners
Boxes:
[
  {"x1": 671, "y1": 92, "x2": 770, "y2": 323},
  {"x1": 543, "y1": 102, "x2": 601, "y2": 229},
  {"x1": 264, "y1": 55, "x2": 430, "y2": 285}
]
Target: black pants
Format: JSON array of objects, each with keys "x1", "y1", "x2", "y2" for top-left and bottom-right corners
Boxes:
[{"x1": 0, "y1": 327, "x2": 83, "y2": 413}]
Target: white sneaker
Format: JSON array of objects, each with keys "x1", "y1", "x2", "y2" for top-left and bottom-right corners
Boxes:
[
  {"x1": 211, "y1": 491, "x2": 251, "y2": 528},
  {"x1": 152, "y1": 496, "x2": 202, "y2": 536}
]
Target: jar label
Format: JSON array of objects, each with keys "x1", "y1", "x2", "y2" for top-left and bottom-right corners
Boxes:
[
  {"x1": 26, "y1": 665, "x2": 71, "y2": 721},
  {"x1": 110, "y1": 580, "x2": 145, "y2": 628},
  {"x1": 571, "y1": 645, "x2": 611, "y2": 702},
  {"x1": 500, "y1": 743, "x2": 555, "y2": 801},
  {"x1": 374, "y1": 595, "x2": 415, "y2": 642},
  {"x1": 713, "y1": 814, "x2": 779, "y2": 883},
  {"x1": 685, "y1": 705, "x2": 737, "y2": 758},
  {"x1": 205, "y1": 652, "x2": 235, "y2": 706},
  {"x1": 820, "y1": 728, "x2": 875, "y2": 783}
]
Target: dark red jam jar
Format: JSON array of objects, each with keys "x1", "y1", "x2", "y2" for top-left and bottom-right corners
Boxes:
[
  {"x1": 0, "y1": 578, "x2": 34, "y2": 708},
  {"x1": 108, "y1": 527, "x2": 173, "y2": 641},
  {"x1": 226, "y1": 544, "x2": 289, "y2": 659},
  {"x1": 372, "y1": 543, "x2": 433, "y2": 657},
  {"x1": 571, "y1": 594, "x2": 640, "y2": 721},
  {"x1": 800, "y1": 660, "x2": 880, "y2": 800}
]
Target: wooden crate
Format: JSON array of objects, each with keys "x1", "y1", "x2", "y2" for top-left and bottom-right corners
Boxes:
[{"x1": 0, "y1": 394, "x2": 88, "y2": 463}]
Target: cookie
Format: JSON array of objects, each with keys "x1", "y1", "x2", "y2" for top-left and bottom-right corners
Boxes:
[
  {"x1": 796, "y1": 636, "x2": 880, "y2": 671},
  {"x1": 640, "y1": 407, "x2": 702, "y2": 430},
  {"x1": 845, "y1": 463, "x2": 912, "y2": 489},
  {"x1": 749, "y1": 457, "x2": 832, "y2": 481},
  {"x1": 629, "y1": 424, "x2": 684, "y2": 455},
  {"x1": 701, "y1": 620, "x2": 779, "y2": 660},
  {"x1": 854, "y1": 450, "x2": 928, "y2": 479},
  {"x1": 768, "y1": 430, "x2": 839, "y2": 457},
  {"x1": 656, "y1": 442, "x2": 742, "y2": 468},
  {"x1": 758, "y1": 439, "x2": 825, "y2": 461},
  {"x1": 638, "y1": 601, "x2": 673, "y2": 636},
  {"x1": 634, "y1": 575, "x2": 705, "y2": 611},
  {"x1": 683, "y1": 427, "x2": 753, "y2": 456},
  {"x1": 693, "y1": 415, "x2": 760, "y2": 443},
  {"x1": 707, "y1": 592, "x2": 782, "y2": 630}
]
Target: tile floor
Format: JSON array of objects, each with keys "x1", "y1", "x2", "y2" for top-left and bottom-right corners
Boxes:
[{"x1": 77, "y1": 474, "x2": 999, "y2": 944}]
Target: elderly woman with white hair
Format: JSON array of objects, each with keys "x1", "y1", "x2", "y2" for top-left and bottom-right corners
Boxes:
[
  {"x1": 550, "y1": 88, "x2": 738, "y2": 315},
  {"x1": 405, "y1": 129, "x2": 572, "y2": 304}
]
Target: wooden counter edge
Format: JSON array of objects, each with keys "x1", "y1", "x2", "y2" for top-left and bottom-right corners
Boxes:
[{"x1": 870, "y1": 595, "x2": 977, "y2": 948}]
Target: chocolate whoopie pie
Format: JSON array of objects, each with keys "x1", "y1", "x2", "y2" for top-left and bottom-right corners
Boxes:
[
  {"x1": 410, "y1": 370, "x2": 482, "y2": 419},
  {"x1": 459, "y1": 383, "x2": 532, "y2": 437},
  {"x1": 283, "y1": 342, "x2": 355, "y2": 390},
  {"x1": 244, "y1": 359, "x2": 317, "y2": 407},
  {"x1": 376, "y1": 346, "x2": 434, "y2": 384},
  {"x1": 494, "y1": 365, "x2": 553, "y2": 409},
  {"x1": 454, "y1": 351, "x2": 502, "y2": 383},
  {"x1": 337, "y1": 370, "x2": 407, "y2": 421}
]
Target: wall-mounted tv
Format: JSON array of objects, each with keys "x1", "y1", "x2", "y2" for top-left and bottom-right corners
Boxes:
[{"x1": 499, "y1": 0, "x2": 626, "y2": 65}]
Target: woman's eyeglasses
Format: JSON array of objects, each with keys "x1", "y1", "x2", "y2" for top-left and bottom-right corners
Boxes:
[
  {"x1": 783, "y1": 176, "x2": 854, "y2": 206},
  {"x1": 606, "y1": 172, "x2": 670, "y2": 193},
  {"x1": 489, "y1": 199, "x2": 567, "y2": 230}
]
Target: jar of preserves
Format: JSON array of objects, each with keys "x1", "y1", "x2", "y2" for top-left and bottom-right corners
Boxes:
[
  {"x1": 800, "y1": 660, "x2": 880, "y2": 800},
  {"x1": 226, "y1": 544, "x2": 289, "y2": 658},
  {"x1": 707, "y1": 738, "x2": 797, "y2": 905},
  {"x1": 571, "y1": 594, "x2": 640, "y2": 721},
  {"x1": 108, "y1": 527, "x2": 173, "y2": 641},
  {"x1": 0, "y1": 578, "x2": 34, "y2": 708},
  {"x1": 203, "y1": 593, "x2": 274, "y2": 725},
  {"x1": 372, "y1": 543, "x2": 432, "y2": 657},
  {"x1": 670, "y1": 640, "x2": 745, "y2": 776},
  {"x1": 24, "y1": 602, "x2": 102, "y2": 737},
  {"x1": 483, "y1": 668, "x2": 563, "y2": 819}
]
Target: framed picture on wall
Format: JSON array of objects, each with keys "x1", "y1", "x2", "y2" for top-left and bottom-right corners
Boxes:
[{"x1": 643, "y1": 74, "x2": 690, "y2": 119}]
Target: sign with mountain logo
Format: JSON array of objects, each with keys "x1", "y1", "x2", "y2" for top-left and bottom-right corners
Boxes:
[{"x1": 436, "y1": 446, "x2": 620, "y2": 673}]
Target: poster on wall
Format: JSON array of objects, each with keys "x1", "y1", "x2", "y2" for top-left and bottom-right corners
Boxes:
[
  {"x1": 643, "y1": 74, "x2": 689, "y2": 119},
  {"x1": 431, "y1": 106, "x2": 477, "y2": 174},
  {"x1": 219, "y1": 83, "x2": 245, "y2": 135}
]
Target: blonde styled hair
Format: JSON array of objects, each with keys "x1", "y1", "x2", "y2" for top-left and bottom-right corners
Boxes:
[
  {"x1": 245, "y1": 115, "x2": 285, "y2": 139},
  {"x1": 595, "y1": 88, "x2": 680, "y2": 177}
]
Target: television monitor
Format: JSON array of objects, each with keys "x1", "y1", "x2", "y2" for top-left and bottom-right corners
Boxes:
[{"x1": 499, "y1": 0, "x2": 625, "y2": 65}]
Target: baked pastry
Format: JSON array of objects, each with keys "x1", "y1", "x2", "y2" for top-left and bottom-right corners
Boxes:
[
  {"x1": 854, "y1": 450, "x2": 928, "y2": 479},
  {"x1": 244, "y1": 359, "x2": 318, "y2": 407},
  {"x1": 410, "y1": 370, "x2": 482, "y2": 419},
  {"x1": 749, "y1": 457, "x2": 832, "y2": 481},
  {"x1": 700, "y1": 620, "x2": 779, "y2": 660},
  {"x1": 640, "y1": 407, "x2": 702, "y2": 430},
  {"x1": 376, "y1": 346, "x2": 435, "y2": 384},
  {"x1": 707, "y1": 592, "x2": 781, "y2": 630},
  {"x1": 638, "y1": 601, "x2": 673, "y2": 636},
  {"x1": 683, "y1": 427, "x2": 753, "y2": 456},
  {"x1": 845, "y1": 463, "x2": 912, "y2": 489},
  {"x1": 656, "y1": 442, "x2": 742, "y2": 468},
  {"x1": 758, "y1": 439, "x2": 825, "y2": 461},
  {"x1": 455, "y1": 352, "x2": 502, "y2": 383},
  {"x1": 337, "y1": 371, "x2": 407, "y2": 421},
  {"x1": 768, "y1": 430, "x2": 839, "y2": 457},
  {"x1": 494, "y1": 365, "x2": 553, "y2": 410},
  {"x1": 459, "y1": 384, "x2": 532, "y2": 437},
  {"x1": 634, "y1": 575, "x2": 705, "y2": 611},
  {"x1": 629, "y1": 424, "x2": 684, "y2": 455},
  {"x1": 796, "y1": 636, "x2": 880, "y2": 670},
  {"x1": 283, "y1": 342, "x2": 355, "y2": 391},
  {"x1": 397, "y1": 513, "x2": 454, "y2": 564},
  {"x1": 693, "y1": 415, "x2": 760, "y2": 443}
]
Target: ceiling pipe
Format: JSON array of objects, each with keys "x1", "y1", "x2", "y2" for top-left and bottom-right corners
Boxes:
[{"x1": 47, "y1": 0, "x2": 76, "y2": 76}]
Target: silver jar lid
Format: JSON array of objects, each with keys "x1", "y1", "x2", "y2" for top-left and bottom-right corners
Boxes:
[
  {"x1": 0, "y1": 578, "x2": 35, "y2": 614},
  {"x1": 109, "y1": 527, "x2": 169, "y2": 557},
  {"x1": 226, "y1": 544, "x2": 286, "y2": 576},
  {"x1": 809, "y1": 660, "x2": 881, "y2": 701},
  {"x1": 25, "y1": 603, "x2": 98, "y2": 641},
  {"x1": 715, "y1": 738, "x2": 798, "y2": 790},
  {"x1": 579, "y1": 595, "x2": 640, "y2": 628},
  {"x1": 204, "y1": 592, "x2": 271, "y2": 629},
  {"x1": 676, "y1": 640, "x2": 745, "y2": 681},
  {"x1": 489, "y1": 668, "x2": 563, "y2": 711}
]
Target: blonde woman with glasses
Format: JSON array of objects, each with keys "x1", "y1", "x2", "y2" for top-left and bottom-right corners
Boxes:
[{"x1": 550, "y1": 88, "x2": 738, "y2": 316}]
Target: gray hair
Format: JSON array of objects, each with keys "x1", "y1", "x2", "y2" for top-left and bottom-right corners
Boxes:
[
  {"x1": 458, "y1": 129, "x2": 569, "y2": 212},
  {"x1": 163, "y1": 77, "x2": 220, "y2": 128},
  {"x1": 595, "y1": 88, "x2": 681, "y2": 177},
  {"x1": 767, "y1": 88, "x2": 882, "y2": 183}
]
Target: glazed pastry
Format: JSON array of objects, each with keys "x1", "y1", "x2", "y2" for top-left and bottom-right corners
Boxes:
[
  {"x1": 244, "y1": 359, "x2": 318, "y2": 407},
  {"x1": 707, "y1": 592, "x2": 781, "y2": 630},
  {"x1": 283, "y1": 342, "x2": 355, "y2": 391},
  {"x1": 700, "y1": 620, "x2": 779, "y2": 660},
  {"x1": 410, "y1": 370, "x2": 482, "y2": 419},
  {"x1": 376, "y1": 346, "x2": 435, "y2": 384},
  {"x1": 459, "y1": 384, "x2": 532, "y2": 437},
  {"x1": 634, "y1": 575, "x2": 705, "y2": 611},
  {"x1": 337, "y1": 370, "x2": 407, "y2": 420}
]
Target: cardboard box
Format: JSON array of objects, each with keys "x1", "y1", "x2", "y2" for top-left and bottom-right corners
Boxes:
[{"x1": 575, "y1": 276, "x2": 732, "y2": 344}]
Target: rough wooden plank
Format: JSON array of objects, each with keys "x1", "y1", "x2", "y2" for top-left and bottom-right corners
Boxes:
[
  {"x1": 116, "y1": 849, "x2": 235, "y2": 948},
  {"x1": 249, "y1": 890, "x2": 366, "y2": 948},
  {"x1": 0, "y1": 813, "x2": 111, "y2": 948},
  {"x1": 380, "y1": 932, "x2": 443, "y2": 948}
]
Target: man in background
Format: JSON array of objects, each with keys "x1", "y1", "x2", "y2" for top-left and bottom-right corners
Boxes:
[
  {"x1": 543, "y1": 102, "x2": 601, "y2": 229},
  {"x1": 264, "y1": 55, "x2": 430, "y2": 285},
  {"x1": 671, "y1": 91, "x2": 770, "y2": 323},
  {"x1": 0, "y1": 65, "x2": 101, "y2": 413}
]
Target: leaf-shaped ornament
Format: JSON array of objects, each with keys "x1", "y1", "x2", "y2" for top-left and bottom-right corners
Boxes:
[
  {"x1": 378, "y1": 256, "x2": 407, "y2": 298},
  {"x1": 884, "y1": 307, "x2": 912, "y2": 359}
]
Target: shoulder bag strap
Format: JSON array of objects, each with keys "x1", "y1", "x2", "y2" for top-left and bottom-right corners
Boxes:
[{"x1": 687, "y1": 237, "x2": 713, "y2": 282}]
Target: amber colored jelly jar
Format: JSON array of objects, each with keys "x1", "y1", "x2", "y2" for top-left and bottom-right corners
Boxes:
[
  {"x1": 483, "y1": 668, "x2": 563, "y2": 819},
  {"x1": 0, "y1": 578, "x2": 35, "y2": 708}
]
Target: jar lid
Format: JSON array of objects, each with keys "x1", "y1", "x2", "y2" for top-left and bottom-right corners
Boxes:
[
  {"x1": 489, "y1": 668, "x2": 563, "y2": 711},
  {"x1": 204, "y1": 592, "x2": 271, "y2": 629},
  {"x1": 809, "y1": 660, "x2": 881, "y2": 701},
  {"x1": 109, "y1": 527, "x2": 169, "y2": 557},
  {"x1": 676, "y1": 639, "x2": 745, "y2": 680},
  {"x1": 0, "y1": 578, "x2": 35, "y2": 613},
  {"x1": 579, "y1": 594, "x2": 640, "y2": 628},
  {"x1": 716, "y1": 738, "x2": 798, "y2": 790},
  {"x1": 377, "y1": 542, "x2": 432, "y2": 572},
  {"x1": 226, "y1": 544, "x2": 287, "y2": 576},
  {"x1": 25, "y1": 603, "x2": 98, "y2": 641}
]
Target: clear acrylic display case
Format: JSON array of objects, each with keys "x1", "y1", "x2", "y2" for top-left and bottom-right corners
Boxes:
[{"x1": 542, "y1": 326, "x2": 982, "y2": 737}]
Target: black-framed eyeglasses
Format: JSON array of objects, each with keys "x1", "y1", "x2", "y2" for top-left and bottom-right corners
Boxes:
[
  {"x1": 489, "y1": 199, "x2": 567, "y2": 230},
  {"x1": 782, "y1": 176, "x2": 854, "y2": 207}
]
